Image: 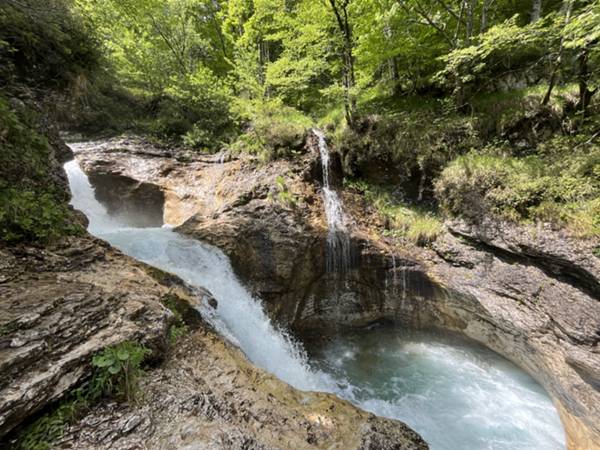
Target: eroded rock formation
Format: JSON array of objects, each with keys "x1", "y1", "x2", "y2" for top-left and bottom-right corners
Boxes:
[
  {"x1": 0, "y1": 237, "x2": 173, "y2": 439},
  {"x1": 58, "y1": 326, "x2": 427, "y2": 450},
  {"x1": 0, "y1": 134, "x2": 428, "y2": 449},
  {"x1": 71, "y1": 134, "x2": 600, "y2": 449}
]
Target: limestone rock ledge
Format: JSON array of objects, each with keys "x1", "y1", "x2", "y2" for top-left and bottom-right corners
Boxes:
[
  {"x1": 426, "y1": 223, "x2": 600, "y2": 450},
  {"x1": 71, "y1": 135, "x2": 600, "y2": 449},
  {"x1": 0, "y1": 134, "x2": 427, "y2": 449},
  {"x1": 58, "y1": 328, "x2": 427, "y2": 450},
  {"x1": 0, "y1": 226, "x2": 427, "y2": 450},
  {"x1": 0, "y1": 236, "x2": 173, "y2": 439}
]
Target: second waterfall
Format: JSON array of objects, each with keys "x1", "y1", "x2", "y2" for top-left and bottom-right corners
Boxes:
[{"x1": 314, "y1": 129, "x2": 351, "y2": 273}]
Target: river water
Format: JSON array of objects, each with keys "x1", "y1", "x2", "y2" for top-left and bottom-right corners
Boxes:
[{"x1": 64, "y1": 157, "x2": 566, "y2": 450}]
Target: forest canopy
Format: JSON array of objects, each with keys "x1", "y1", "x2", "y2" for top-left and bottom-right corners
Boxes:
[{"x1": 0, "y1": 0, "x2": 599, "y2": 240}]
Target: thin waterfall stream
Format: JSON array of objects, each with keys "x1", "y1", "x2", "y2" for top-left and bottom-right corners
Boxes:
[
  {"x1": 314, "y1": 129, "x2": 351, "y2": 273},
  {"x1": 64, "y1": 156, "x2": 566, "y2": 450}
]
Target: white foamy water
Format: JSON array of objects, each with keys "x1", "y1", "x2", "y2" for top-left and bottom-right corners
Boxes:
[
  {"x1": 65, "y1": 157, "x2": 566, "y2": 450},
  {"x1": 313, "y1": 129, "x2": 351, "y2": 272},
  {"x1": 309, "y1": 329, "x2": 566, "y2": 450},
  {"x1": 65, "y1": 159, "x2": 333, "y2": 391}
]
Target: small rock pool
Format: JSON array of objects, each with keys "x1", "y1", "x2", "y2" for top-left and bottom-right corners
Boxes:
[{"x1": 306, "y1": 326, "x2": 566, "y2": 450}]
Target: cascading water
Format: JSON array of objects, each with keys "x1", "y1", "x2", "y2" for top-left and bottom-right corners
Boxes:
[
  {"x1": 314, "y1": 129, "x2": 351, "y2": 273},
  {"x1": 64, "y1": 159, "x2": 332, "y2": 392},
  {"x1": 64, "y1": 156, "x2": 566, "y2": 450}
]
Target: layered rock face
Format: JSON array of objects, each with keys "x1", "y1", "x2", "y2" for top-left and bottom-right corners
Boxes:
[
  {"x1": 72, "y1": 135, "x2": 600, "y2": 449},
  {"x1": 73, "y1": 137, "x2": 430, "y2": 331},
  {"x1": 0, "y1": 236, "x2": 174, "y2": 439},
  {"x1": 425, "y1": 220, "x2": 600, "y2": 450},
  {"x1": 1, "y1": 135, "x2": 428, "y2": 449},
  {"x1": 59, "y1": 327, "x2": 427, "y2": 450}
]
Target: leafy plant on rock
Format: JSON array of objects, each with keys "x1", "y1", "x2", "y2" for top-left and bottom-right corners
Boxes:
[{"x1": 91, "y1": 341, "x2": 150, "y2": 404}]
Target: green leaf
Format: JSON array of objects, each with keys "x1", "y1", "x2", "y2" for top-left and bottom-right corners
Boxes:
[
  {"x1": 92, "y1": 356, "x2": 112, "y2": 368},
  {"x1": 116, "y1": 348, "x2": 130, "y2": 361}
]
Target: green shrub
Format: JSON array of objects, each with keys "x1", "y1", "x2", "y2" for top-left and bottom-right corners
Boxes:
[
  {"x1": 0, "y1": 188, "x2": 81, "y2": 243},
  {"x1": 13, "y1": 380, "x2": 103, "y2": 450},
  {"x1": 336, "y1": 109, "x2": 480, "y2": 193},
  {"x1": 0, "y1": 97, "x2": 81, "y2": 243},
  {"x1": 435, "y1": 149, "x2": 600, "y2": 237},
  {"x1": 230, "y1": 99, "x2": 311, "y2": 161},
  {"x1": 91, "y1": 341, "x2": 150, "y2": 404},
  {"x1": 435, "y1": 17, "x2": 557, "y2": 101}
]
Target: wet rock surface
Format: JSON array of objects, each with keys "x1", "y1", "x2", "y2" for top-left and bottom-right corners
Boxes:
[
  {"x1": 71, "y1": 135, "x2": 600, "y2": 449},
  {"x1": 1, "y1": 134, "x2": 429, "y2": 449},
  {"x1": 426, "y1": 227, "x2": 600, "y2": 450},
  {"x1": 58, "y1": 329, "x2": 427, "y2": 450}
]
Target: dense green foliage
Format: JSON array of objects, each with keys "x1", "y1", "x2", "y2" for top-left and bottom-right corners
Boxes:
[
  {"x1": 0, "y1": 0, "x2": 99, "y2": 90},
  {"x1": 0, "y1": 98, "x2": 82, "y2": 243},
  {"x1": 436, "y1": 138, "x2": 600, "y2": 236},
  {"x1": 1, "y1": 0, "x2": 599, "y2": 241}
]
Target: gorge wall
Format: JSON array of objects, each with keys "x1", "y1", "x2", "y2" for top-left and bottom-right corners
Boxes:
[
  {"x1": 71, "y1": 134, "x2": 600, "y2": 450},
  {"x1": 0, "y1": 134, "x2": 428, "y2": 450}
]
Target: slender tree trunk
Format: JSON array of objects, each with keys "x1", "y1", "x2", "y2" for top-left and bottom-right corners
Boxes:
[
  {"x1": 531, "y1": 0, "x2": 542, "y2": 23},
  {"x1": 542, "y1": 0, "x2": 573, "y2": 105},
  {"x1": 329, "y1": 0, "x2": 357, "y2": 127},
  {"x1": 417, "y1": 168, "x2": 426, "y2": 202},
  {"x1": 389, "y1": 57, "x2": 399, "y2": 83},
  {"x1": 576, "y1": 47, "x2": 598, "y2": 119},
  {"x1": 480, "y1": 0, "x2": 489, "y2": 33},
  {"x1": 465, "y1": 0, "x2": 474, "y2": 44},
  {"x1": 258, "y1": 39, "x2": 269, "y2": 88},
  {"x1": 206, "y1": 1, "x2": 229, "y2": 60},
  {"x1": 454, "y1": 0, "x2": 466, "y2": 45}
]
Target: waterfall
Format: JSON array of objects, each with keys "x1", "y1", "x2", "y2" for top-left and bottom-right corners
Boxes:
[
  {"x1": 64, "y1": 159, "x2": 334, "y2": 392},
  {"x1": 313, "y1": 129, "x2": 351, "y2": 273},
  {"x1": 64, "y1": 156, "x2": 566, "y2": 450}
]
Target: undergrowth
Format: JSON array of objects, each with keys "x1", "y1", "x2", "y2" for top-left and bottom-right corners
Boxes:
[
  {"x1": 435, "y1": 142, "x2": 600, "y2": 237},
  {"x1": 0, "y1": 97, "x2": 82, "y2": 243},
  {"x1": 346, "y1": 179, "x2": 443, "y2": 246},
  {"x1": 12, "y1": 341, "x2": 149, "y2": 450},
  {"x1": 229, "y1": 99, "x2": 312, "y2": 162}
]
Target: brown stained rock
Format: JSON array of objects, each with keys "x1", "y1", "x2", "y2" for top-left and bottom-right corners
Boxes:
[
  {"x1": 58, "y1": 329, "x2": 427, "y2": 450},
  {"x1": 0, "y1": 237, "x2": 174, "y2": 439},
  {"x1": 70, "y1": 135, "x2": 600, "y2": 449}
]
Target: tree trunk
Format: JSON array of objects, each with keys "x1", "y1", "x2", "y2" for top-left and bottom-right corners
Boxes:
[
  {"x1": 531, "y1": 0, "x2": 542, "y2": 23},
  {"x1": 542, "y1": 0, "x2": 573, "y2": 105},
  {"x1": 417, "y1": 166, "x2": 427, "y2": 202},
  {"x1": 329, "y1": 0, "x2": 357, "y2": 127},
  {"x1": 465, "y1": 0, "x2": 474, "y2": 44},
  {"x1": 480, "y1": 0, "x2": 490, "y2": 33},
  {"x1": 576, "y1": 47, "x2": 598, "y2": 119}
]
